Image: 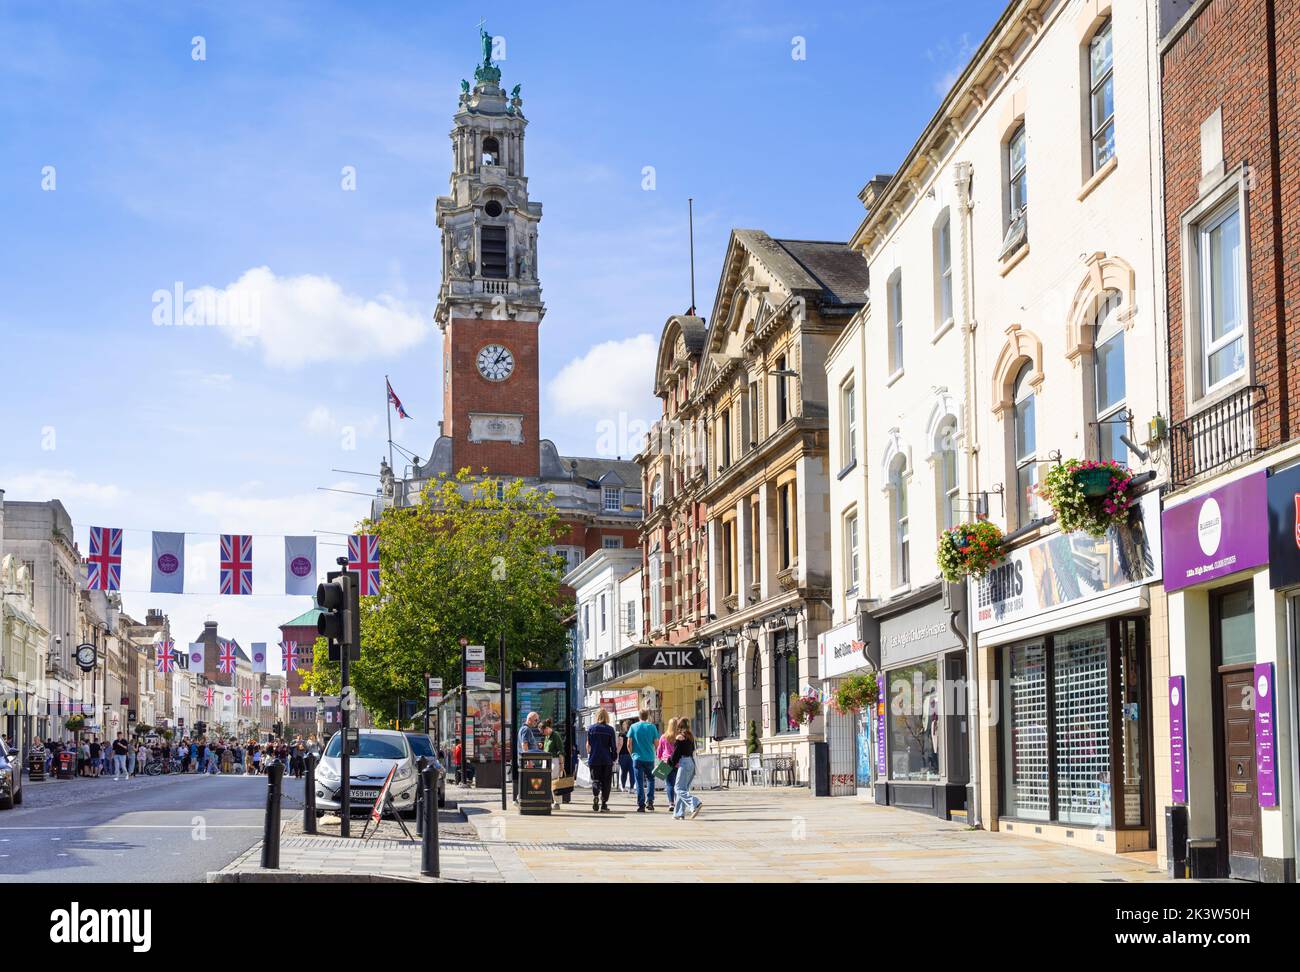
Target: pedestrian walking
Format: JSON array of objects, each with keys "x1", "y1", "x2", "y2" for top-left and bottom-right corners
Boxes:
[
  {"x1": 585, "y1": 708, "x2": 617, "y2": 812},
  {"x1": 112, "y1": 734, "x2": 129, "y2": 780},
  {"x1": 87, "y1": 737, "x2": 101, "y2": 778},
  {"x1": 135, "y1": 740, "x2": 149, "y2": 775},
  {"x1": 670, "y1": 718, "x2": 702, "y2": 820},
  {"x1": 616, "y1": 722, "x2": 633, "y2": 793},
  {"x1": 657, "y1": 717, "x2": 680, "y2": 809},
  {"x1": 627, "y1": 710, "x2": 659, "y2": 812}
]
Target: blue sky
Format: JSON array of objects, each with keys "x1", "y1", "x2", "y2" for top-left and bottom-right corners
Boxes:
[{"x1": 0, "y1": 0, "x2": 1004, "y2": 660}]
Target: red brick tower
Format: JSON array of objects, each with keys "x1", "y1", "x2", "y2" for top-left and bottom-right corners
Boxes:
[{"x1": 434, "y1": 32, "x2": 543, "y2": 478}]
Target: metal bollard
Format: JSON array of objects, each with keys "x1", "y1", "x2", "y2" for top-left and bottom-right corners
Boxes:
[
  {"x1": 303, "y1": 753, "x2": 318, "y2": 835},
  {"x1": 415, "y1": 757, "x2": 427, "y2": 837},
  {"x1": 420, "y1": 764, "x2": 439, "y2": 878},
  {"x1": 260, "y1": 760, "x2": 284, "y2": 869}
]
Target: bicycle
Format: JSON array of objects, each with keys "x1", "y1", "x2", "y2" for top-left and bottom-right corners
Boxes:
[{"x1": 145, "y1": 758, "x2": 176, "y2": 776}]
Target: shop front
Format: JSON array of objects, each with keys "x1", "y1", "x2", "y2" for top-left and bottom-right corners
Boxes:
[
  {"x1": 816, "y1": 618, "x2": 877, "y2": 797},
  {"x1": 1162, "y1": 467, "x2": 1295, "y2": 882},
  {"x1": 866, "y1": 583, "x2": 968, "y2": 819},
  {"x1": 583, "y1": 644, "x2": 709, "y2": 737},
  {"x1": 976, "y1": 492, "x2": 1164, "y2": 854}
]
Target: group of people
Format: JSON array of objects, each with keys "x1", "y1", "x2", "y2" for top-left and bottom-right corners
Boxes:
[
  {"x1": 515, "y1": 713, "x2": 569, "y2": 808},
  {"x1": 589, "y1": 709, "x2": 701, "y2": 819},
  {"x1": 21, "y1": 733, "x2": 323, "y2": 779}
]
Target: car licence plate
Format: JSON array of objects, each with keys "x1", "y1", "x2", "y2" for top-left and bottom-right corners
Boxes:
[{"x1": 350, "y1": 788, "x2": 380, "y2": 800}]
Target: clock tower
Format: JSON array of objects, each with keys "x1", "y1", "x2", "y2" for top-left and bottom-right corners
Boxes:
[{"x1": 435, "y1": 28, "x2": 543, "y2": 478}]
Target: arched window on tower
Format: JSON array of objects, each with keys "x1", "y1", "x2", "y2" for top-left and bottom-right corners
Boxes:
[{"x1": 481, "y1": 136, "x2": 500, "y2": 166}]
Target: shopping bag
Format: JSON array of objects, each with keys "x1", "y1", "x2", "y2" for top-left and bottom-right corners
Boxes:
[{"x1": 652, "y1": 760, "x2": 672, "y2": 780}]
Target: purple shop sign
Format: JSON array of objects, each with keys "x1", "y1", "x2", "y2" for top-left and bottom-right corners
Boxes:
[
  {"x1": 1169, "y1": 676, "x2": 1187, "y2": 803},
  {"x1": 1161, "y1": 471, "x2": 1269, "y2": 592},
  {"x1": 876, "y1": 676, "x2": 887, "y2": 777},
  {"x1": 1254, "y1": 663, "x2": 1278, "y2": 808}
]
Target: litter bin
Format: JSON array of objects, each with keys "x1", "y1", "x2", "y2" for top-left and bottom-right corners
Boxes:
[
  {"x1": 28, "y1": 751, "x2": 46, "y2": 782},
  {"x1": 518, "y1": 754, "x2": 553, "y2": 815},
  {"x1": 57, "y1": 751, "x2": 75, "y2": 780}
]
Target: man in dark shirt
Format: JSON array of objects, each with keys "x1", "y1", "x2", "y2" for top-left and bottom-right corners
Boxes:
[
  {"x1": 585, "y1": 708, "x2": 618, "y2": 812},
  {"x1": 112, "y1": 734, "x2": 129, "y2": 780}
]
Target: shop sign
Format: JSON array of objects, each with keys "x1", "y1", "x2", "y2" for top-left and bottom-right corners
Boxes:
[
  {"x1": 818, "y1": 619, "x2": 868, "y2": 678},
  {"x1": 1168, "y1": 676, "x2": 1187, "y2": 803},
  {"x1": 879, "y1": 597, "x2": 956, "y2": 668},
  {"x1": 875, "y1": 677, "x2": 886, "y2": 776},
  {"x1": 636, "y1": 646, "x2": 705, "y2": 671},
  {"x1": 1162, "y1": 471, "x2": 1267, "y2": 592},
  {"x1": 598, "y1": 692, "x2": 640, "y2": 718},
  {"x1": 1254, "y1": 663, "x2": 1278, "y2": 807},
  {"x1": 1266, "y1": 464, "x2": 1300, "y2": 589},
  {"x1": 973, "y1": 492, "x2": 1162, "y2": 632}
]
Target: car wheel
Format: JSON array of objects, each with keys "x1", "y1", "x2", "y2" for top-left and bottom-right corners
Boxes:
[{"x1": 0, "y1": 793, "x2": 12, "y2": 811}]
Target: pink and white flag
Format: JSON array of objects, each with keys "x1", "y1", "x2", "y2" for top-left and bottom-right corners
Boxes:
[
  {"x1": 187, "y1": 643, "x2": 205, "y2": 671},
  {"x1": 284, "y1": 536, "x2": 316, "y2": 596},
  {"x1": 150, "y1": 531, "x2": 185, "y2": 594},
  {"x1": 250, "y1": 643, "x2": 267, "y2": 674}
]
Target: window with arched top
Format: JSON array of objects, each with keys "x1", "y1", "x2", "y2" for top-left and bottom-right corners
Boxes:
[
  {"x1": 1091, "y1": 291, "x2": 1127, "y2": 463},
  {"x1": 1012, "y1": 362, "x2": 1038, "y2": 526},
  {"x1": 935, "y1": 417, "x2": 960, "y2": 531},
  {"x1": 889, "y1": 454, "x2": 910, "y2": 588},
  {"x1": 481, "y1": 136, "x2": 500, "y2": 166}
]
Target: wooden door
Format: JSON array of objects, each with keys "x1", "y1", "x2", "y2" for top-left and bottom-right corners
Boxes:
[{"x1": 1219, "y1": 666, "x2": 1261, "y2": 878}]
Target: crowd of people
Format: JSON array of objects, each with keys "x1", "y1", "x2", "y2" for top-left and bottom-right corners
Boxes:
[
  {"x1": 513, "y1": 707, "x2": 703, "y2": 820},
  {"x1": 20, "y1": 732, "x2": 324, "y2": 780}
]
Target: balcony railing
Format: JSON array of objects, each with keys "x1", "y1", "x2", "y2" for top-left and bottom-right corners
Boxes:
[{"x1": 1169, "y1": 385, "x2": 1264, "y2": 486}]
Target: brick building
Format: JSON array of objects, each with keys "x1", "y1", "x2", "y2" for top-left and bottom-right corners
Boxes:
[{"x1": 1157, "y1": 0, "x2": 1299, "y2": 883}]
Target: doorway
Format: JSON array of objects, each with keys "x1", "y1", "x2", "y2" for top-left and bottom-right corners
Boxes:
[{"x1": 1212, "y1": 584, "x2": 1262, "y2": 880}]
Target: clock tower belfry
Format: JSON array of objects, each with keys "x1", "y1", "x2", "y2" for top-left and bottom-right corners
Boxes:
[{"x1": 435, "y1": 27, "x2": 544, "y2": 478}]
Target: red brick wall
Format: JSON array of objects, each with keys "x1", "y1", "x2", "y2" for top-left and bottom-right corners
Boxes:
[
  {"x1": 443, "y1": 316, "x2": 540, "y2": 477},
  {"x1": 1162, "y1": 0, "x2": 1296, "y2": 443}
]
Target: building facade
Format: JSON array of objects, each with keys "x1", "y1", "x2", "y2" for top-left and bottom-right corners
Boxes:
[
  {"x1": 693, "y1": 230, "x2": 870, "y2": 780},
  {"x1": 1156, "y1": 0, "x2": 1299, "y2": 882}
]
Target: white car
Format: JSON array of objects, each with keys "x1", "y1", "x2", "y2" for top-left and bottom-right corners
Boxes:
[{"x1": 314, "y1": 729, "x2": 419, "y2": 817}]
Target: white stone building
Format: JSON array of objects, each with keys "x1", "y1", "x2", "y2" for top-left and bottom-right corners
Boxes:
[{"x1": 565, "y1": 549, "x2": 642, "y2": 715}]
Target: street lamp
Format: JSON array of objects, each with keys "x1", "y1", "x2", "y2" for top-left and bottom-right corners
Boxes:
[
  {"x1": 723, "y1": 631, "x2": 738, "y2": 649},
  {"x1": 781, "y1": 606, "x2": 801, "y2": 633}
]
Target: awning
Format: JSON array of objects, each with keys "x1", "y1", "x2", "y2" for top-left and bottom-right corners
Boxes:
[{"x1": 584, "y1": 642, "x2": 708, "y2": 692}]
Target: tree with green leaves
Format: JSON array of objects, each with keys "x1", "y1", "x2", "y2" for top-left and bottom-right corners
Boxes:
[{"x1": 301, "y1": 469, "x2": 574, "y2": 725}]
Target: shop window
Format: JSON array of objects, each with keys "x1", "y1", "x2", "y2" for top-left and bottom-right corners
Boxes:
[
  {"x1": 1052, "y1": 624, "x2": 1110, "y2": 826},
  {"x1": 886, "y1": 659, "x2": 941, "y2": 781},
  {"x1": 1002, "y1": 640, "x2": 1050, "y2": 820},
  {"x1": 773, "y1": 630, "x2": 799, "y2": 733}
]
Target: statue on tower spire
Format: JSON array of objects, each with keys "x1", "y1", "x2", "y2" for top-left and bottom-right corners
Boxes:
[{"x1": 474, "y1": 22, "x2": 501, "y2": 85}]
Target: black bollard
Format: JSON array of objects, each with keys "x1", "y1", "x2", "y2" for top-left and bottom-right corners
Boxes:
[
  {"x1": 260, "y1": 760, "x2": 284, "y2": 869},
  {"x1": 415, "y1": 757, "x2": 427, "y2": 837},
  {"x1": 303, "y1": 753, "x2": 318, "y2": 835},
  {"x1": 420, "y1": 764, "x2": 439, "y2": 878}
]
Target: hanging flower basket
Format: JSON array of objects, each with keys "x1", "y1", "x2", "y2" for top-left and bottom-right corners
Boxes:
[
  {"x1": 64, "y1": 713, "x2": 85, "y2": 733},
  {"x1": 788, "y1": 694, "x2": 821, "y2": 726},
  {"x1": 936, "y1": 520, "x2": 1006, "y2": 583},
  {"x1": 1036, "y1": 458, "x2": 1135, "y2": 538},
  {"x1": 832, "y1": 671, "x2": 879, "y2": 714}
]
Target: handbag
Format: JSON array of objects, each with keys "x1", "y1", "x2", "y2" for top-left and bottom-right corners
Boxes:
[{"x1": 652, "y1": 759, "x2": 672, "y2": 780}]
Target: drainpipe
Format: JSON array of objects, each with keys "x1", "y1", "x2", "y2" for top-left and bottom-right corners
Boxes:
[{"x1": 953, "y1": 159, "x2": 982, "y2": 828}]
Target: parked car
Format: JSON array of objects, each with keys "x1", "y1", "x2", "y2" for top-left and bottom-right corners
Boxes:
[
  {"x1": 403, "y1": 732, "x2": 447, "y2": 808},
  {"x1": 314, "y1": 729, "x2": 418, "y2": 818},
  {"x1": 0, "y1": 739, "x2": 23, "y2": 810}
]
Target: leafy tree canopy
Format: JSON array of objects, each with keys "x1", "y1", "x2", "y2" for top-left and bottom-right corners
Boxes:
[{"x1": 302, "y1": 470, "x2": 574, "y2": 725}]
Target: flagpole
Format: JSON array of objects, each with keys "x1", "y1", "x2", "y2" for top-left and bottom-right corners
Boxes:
[{"x1": 385, "y1": 375, "x2": 394, "y2": 472}]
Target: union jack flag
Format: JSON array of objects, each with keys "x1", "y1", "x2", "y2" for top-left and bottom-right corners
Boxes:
[
  {"x1": 155, "y1": 641, "x2": 176, "y2": 674},
  {"x1": 280, "y1": 688, "x2": 290, "y2": 706},
  {"x1": 217, "y1": 639, "x2": 238, "y2": 675},
  {"x1": 85, "y1": 526, "x2": 123, "y2": 591},
  {"x1": 387, "y1": 378, "x2": 410, "y2": 419},
  {"x1": 280, "y1": 640, "x2": 298, "y2": 672},
  {"x1": 219, "y1": 534, "x2": 252, "y2": 595},
  {"x1": 348, "y1": 534, "x2": 381, "y2": 596},
  {"x1": 205, "y1": 686, "x2": 214, "y2": 706},
  {"x1": 240, "y1": 689, "x2": 253, "y2": 706}
]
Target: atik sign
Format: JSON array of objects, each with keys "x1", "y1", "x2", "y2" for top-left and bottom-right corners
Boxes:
[{"x1": 1162, "y1": 471, "x2": 1268, "y2": 592}]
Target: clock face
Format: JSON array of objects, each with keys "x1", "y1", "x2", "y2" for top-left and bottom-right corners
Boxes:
[
  {"x1": 76, "y1": 644, "x2": 97, "y2": 668},
  {"x1": 476, "y1": 344, "x2": 515, "y2": 382}
]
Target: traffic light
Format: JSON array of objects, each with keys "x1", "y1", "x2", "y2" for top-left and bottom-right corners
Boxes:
[{"x1": 317, "y1": 569, "x2": 361, "y2": 661}]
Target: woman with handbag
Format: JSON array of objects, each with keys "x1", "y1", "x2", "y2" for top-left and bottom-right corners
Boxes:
[
  {"x1": 670, "y1": 719, "x2": 702, "y2": 820},
  {"x1": 542, "y1": 720, "x2": 568, "y2": 809},
  {"x1": 656, "y1": 718, "x2": 680, "y2": 809}
]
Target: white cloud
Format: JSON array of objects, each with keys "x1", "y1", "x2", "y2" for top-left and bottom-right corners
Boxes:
[
  {"x1": 302, "y1": 405, "x2": 380, "y2": 439},
  {"x1": 547, "y1": 334, "x2": 659, "y2": 419},
  {"x1": 190, "y1": 266, "x2": 428, "y2": 369},
  {"x1": 927, "y1": 33, "x2": 974, "y2": 97},
  {"x1": 1, "y1": 469, "x2": 125, "y2": 506}
]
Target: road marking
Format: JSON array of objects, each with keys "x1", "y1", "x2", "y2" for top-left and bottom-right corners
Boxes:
[{"x1": 0, "y1": 825, "x2": 262, "y2": 831}]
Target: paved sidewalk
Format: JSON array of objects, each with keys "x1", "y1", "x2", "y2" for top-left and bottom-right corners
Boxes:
[
  {"x1": 454, "y1": 784, "x2": 1173, "y2": 883},
  {"x1": 208, "y1": 802, "x2": 505, "y2": 883}
]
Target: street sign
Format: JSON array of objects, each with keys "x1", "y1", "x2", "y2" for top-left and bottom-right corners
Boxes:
[
  {"x1": 466, "y1": 645, "x2": 486, "y2": 688},
  {"x1": 427, "y1": 676, "x2": 444, "y2": 708}
]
